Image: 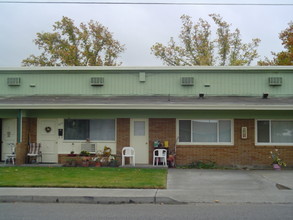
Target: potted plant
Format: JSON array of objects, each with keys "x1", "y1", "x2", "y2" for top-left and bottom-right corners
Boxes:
[
  {"x1": 68, "y1": 151, "x2": 77, "y2": 157},
  {"x1": 270, "y1": 149, "x2": 286, "y2": 170},
  {"x1": 80, "y1": 150, "x2": 90, "y2": 156}
]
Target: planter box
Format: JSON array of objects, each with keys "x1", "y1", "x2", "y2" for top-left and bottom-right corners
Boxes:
[{"x1": 58, "y1": 154, "x2": 121, "y2": 167}]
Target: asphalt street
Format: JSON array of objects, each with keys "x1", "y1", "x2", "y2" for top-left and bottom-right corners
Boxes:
[{"x1": 1, "y1": 203, "x2": 293, "y2": 220}]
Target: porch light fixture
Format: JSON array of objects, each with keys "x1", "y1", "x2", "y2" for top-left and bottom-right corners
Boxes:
[
  {"x1": 199, "y1": 93, "x2": 204, "y2": 99},
  {"x1": 262, "y1": 93, "x2": 269, "y2": 99}
]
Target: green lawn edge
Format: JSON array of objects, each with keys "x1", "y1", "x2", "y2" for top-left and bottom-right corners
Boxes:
[{"x1": 0, "y1": 167, "x2": 167, "y2": 189}]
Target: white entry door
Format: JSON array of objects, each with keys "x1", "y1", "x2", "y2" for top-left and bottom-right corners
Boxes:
[
  {"x1": 130, "y1": 119, "x2": 149, "y2": 164},
  {"x1": 37, "y1": 119, "x2": 58, "y2": 163},
  {"x1": 1, "y1": 119, "x2": 17, "y2": 161}
]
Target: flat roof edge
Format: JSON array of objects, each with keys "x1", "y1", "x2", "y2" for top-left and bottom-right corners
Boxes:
[
  {"x1": 1, "y1": 66, "x2": 293, "y2": 72},
  {"x1": 1, "y1": 104, "x2": 293, "y2": 110}
]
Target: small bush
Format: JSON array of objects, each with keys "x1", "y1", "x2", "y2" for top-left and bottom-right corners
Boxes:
[
  {"x1": 80, "y1": 150, "x2": 90, "y2": 156},
  {"x1": 196, "y1": 160, "x2": 216, "y2": 169},
  {"x1": 183, "y1": 160, "x2": 217, "y2": 169}
]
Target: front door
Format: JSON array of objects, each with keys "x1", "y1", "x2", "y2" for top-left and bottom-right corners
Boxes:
[
  {"x1": 37, "y1": 119, "x2": 58, "y2": 163},
  {"x1": 1, "y1": 119, "x2": 17, "y2": 161},
  {"x1": 130, "y1": 119, "x2": 149, "y2": 164}
]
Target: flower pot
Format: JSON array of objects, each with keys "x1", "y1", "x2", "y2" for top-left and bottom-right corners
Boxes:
[{"x1": 273, "y1": 164, "x2": 281, "y2": 171}]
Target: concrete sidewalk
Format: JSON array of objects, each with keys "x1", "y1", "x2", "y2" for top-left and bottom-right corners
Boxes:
[
  {"x1": 158, "y1": 169, "x2": 293, "y2": 204},
  {"x1": 0, "y1": 169, "x2": 292, "y2": 204}
]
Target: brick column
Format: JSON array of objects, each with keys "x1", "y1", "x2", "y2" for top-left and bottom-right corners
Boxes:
[
  {"x1": 234, "y1": 119, "x2": 255, "y2": 166},
  {"x1": 116, "y1": 118, "x2": 130, "y2": 157},
  {"x1": 15, "y1": 117, "x2": 37, "y2": 165}
]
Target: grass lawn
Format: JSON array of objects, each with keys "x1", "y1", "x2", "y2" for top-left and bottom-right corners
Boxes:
[{"x1": 0, "y1": 167, "x2": 167, "y2": 189}]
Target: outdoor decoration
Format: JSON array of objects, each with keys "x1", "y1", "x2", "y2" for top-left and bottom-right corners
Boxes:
[
  {"x1": 45, "y1": 126, "x2": 51, "y2": 133},
  {"x1": 96, "y1": 146, "x2": 113, "y2": 166},
  {"x1": 61, "y1": 146, "x2": 118, "y2": 167},
  {"x1": 270, "y1": 149, "x2": 286, "y2": 170},
  {"x1": 92, "y1": 157, "x2": 101, "y2": 167},
  {"x1": 167, "y1": 154, "x2": 175, "y2": 168}
]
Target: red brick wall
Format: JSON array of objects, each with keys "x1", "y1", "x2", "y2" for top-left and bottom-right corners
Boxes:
[
  {"x1": 149, "y1": 118, "x2": 176, "y2": 164},
  {"x1": 176, "y1": 119, "x2": 293, "y2": 167},
  {"x1": 16, "y1": 118, "x2": 37, "y2": 164},
  {"x1": 116, "y1": 118, "x2": 130, "y2": 156},
  {"x1": 114, "y1": 118, "x2": 293, "y2": 167},
  {"x1": 116, "y1": 118, "x2": 177, "y2": 164},
  {"x1": 17, "y1": 117, "x2": 293, "y2": 167}
]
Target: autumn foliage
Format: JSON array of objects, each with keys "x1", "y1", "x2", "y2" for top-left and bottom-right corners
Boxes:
[
  {"x1": 151, "y1": 14, "x2": 260, "y2": 66},
  {"x1": 258, "y1": 21, "x2": 293, "y2": 66},
  {"x1": 22, "y1": 17, "x2": 125, "y2": 66}
]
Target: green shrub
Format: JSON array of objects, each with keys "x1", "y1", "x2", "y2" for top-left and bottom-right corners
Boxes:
[
  {"x1": 184, "y1": 160, "x2": 217, "y2": 169},
  {"x1": 80, "y1": 150, "x2": 90, "y2": 156}
]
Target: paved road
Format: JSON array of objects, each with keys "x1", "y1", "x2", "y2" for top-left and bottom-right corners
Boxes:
[{"x1": 1, "y1": 203, "x2": 293, "y2": 220}]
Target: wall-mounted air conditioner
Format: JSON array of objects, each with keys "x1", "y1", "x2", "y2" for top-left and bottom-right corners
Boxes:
[
  {"x1": 268, "y1": 77, "x2": 282, "y2": 86},
  {"x1": 181, "y1": 77, "x2": 194, "y2": 86},
  {"x1": 81, "y1": 143, "x2": 96, "y2": 154},
  {"x1": 91, "y1": 77, "x2": 104, "y2": 86},
  {"x1": 7, "y1": 77, "x2": 21, "y2": 86}
]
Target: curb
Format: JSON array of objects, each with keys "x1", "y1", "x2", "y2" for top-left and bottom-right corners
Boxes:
[{"x1": 0, "y1": 195, "x2": 182, "y2": 205}]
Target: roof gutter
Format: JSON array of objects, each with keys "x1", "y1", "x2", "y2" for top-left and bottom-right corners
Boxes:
[{"x1": 1, "y1": 104, "x2": 293, "y2": 110}]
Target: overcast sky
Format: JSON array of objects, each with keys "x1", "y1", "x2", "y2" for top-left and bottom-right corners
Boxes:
[{"x1": 0, "y1": 0, "x2": 292, "y2": 67}]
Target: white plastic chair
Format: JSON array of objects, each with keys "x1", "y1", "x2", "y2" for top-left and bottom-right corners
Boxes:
[
  {"x1": 122, "y1": 147, "x2": 135, "y2": 166},
  {"x1": 153, "y1": 149, "x2": 167, "y2": 166},
  {"x1": 27, "y1": 143, "x2": 42, "y2": 163},
  {"x1": 5, "y1": 143, "x2": 16, "y2": 165}
]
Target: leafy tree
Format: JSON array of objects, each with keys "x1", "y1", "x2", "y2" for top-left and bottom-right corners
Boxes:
[
  {"x1": 22, "y1": 16, "x2": 125, "y2": 66},
  {"x1": 151, "y1": 14, "x2": 260, "y2": 66},
  {"x1": 258, "y1": 22, "x2": 293, "y2": 66}
]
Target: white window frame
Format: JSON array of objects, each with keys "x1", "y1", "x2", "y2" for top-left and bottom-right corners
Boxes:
[
  {"x1": 177, "y1": 119, "x2": 234, "y2": 145},
  {"x1": 255, "y1": 119, "x2": 293, "y2": 146},
  {"x1": 63, "y1": 119, "x2": 116, "y2": 142}
]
